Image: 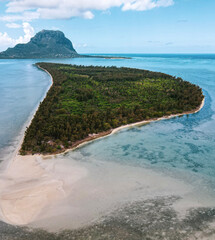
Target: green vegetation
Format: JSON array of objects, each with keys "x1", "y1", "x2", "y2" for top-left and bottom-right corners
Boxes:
[
  {"x1": 20, "y1": 63, "x2": 204, "y2": 154},
  {"x1": 0, "y1": 30, "x2": 78, "y2": 59}
]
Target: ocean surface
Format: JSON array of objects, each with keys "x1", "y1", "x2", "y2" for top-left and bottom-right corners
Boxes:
[{"x1": 1, "y1": 54, "x2": 215, "y2": 239}]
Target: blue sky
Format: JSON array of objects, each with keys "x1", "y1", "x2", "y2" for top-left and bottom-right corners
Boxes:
[{"x1": 0, "y1": 0, "x2": 214, "y2": 53}]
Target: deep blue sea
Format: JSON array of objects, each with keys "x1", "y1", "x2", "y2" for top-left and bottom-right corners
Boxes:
[{"x1": 1, "y1": 54, "x2": 215, "y2": 239}]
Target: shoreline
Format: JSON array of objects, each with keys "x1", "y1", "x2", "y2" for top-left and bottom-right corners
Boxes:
[
  {"x1": 36, "y1": 98, "x2": 205, "y2": 159},
  {"x1": 0, "y1": 65, "x2": 205, "y2": 226},
  {"x1": 16, "y1": 64, "x2": 204, "y2": 157},
  {"x1": 18, "y1": 64, "x2": 205, "y2": 157},
  {"x1": 1, "y1": 65, "x2": 53, "y2": 171},
  {"x1": 67, "y1": 97, "x2": 205, "y2": 154},
  {"x1": 0, "y1": 65, "x2": 55, "y2": 225},
  {"x1": 0, "y1": 96, "x2": 207, "y2": 227}
]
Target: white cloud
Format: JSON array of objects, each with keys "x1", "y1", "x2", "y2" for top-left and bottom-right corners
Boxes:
[
  {"x1": 0, "y1": 22, "x2": 34, "y2": 51},
  {"x1": 6, "y1": 23, "x2": 21, "y2": 28},
  {"x1": 16, "y1": 22, "x2": 34, "y2": 43},
  {"x1": 74, "y1": 43, "x2": 88, "y2": 48},
  {"x1": 0, "y1": 32, "x2": 15, "y2": 47},
  {"x1": 0, "y1": 0, "x2": 174, "y2": 22},
  {"x1": 0, "y1": 11, "x2": 39, "y2": 22},
  {"x1": 101, "y1": 10, "x2": 112, "y2": 15},
  {"x1": 122, "y1": 0, "x2": 174, "y2": 11}
]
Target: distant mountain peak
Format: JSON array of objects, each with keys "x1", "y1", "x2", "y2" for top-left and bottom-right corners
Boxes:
[{"x1": 0, "y1": 30, "x2": 78, "y2": 59}]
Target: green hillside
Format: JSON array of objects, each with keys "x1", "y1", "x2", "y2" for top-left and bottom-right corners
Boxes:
[{"x1": 20, "y1": 63, "x2": 203, "y2": 154}]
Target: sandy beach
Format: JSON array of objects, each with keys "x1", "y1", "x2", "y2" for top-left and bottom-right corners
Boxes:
[
  {"x1": 0, "y1": 154, "x2": 88, "y2": 226},
  {"x1": 0, "y1": 66, "x2": 206, "y2": 228},
  {"x1": 63, "y1": 97, "x2": 205, "y2": 153}
]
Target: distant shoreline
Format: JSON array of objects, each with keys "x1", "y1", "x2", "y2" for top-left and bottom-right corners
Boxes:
[
  {"x1": 0, "y1": 54, "x2": 131, "y2": 60},
  {"x1": 18, "y1": 64, "x2": 205, "y2": 158},
  {"x1": 80, "y1": 54, "x2": 131, "y2": 59}
]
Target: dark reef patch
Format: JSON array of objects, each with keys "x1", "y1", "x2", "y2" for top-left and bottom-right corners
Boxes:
[{"x1": 1, "y1": 196, "x2": 215, "y2": 240}]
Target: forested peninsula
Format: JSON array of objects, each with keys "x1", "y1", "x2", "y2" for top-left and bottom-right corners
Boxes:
[{"x1": 20, "y1": 63, "x2": 204, "y2": 155}]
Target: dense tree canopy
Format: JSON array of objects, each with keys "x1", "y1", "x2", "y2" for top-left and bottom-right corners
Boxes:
[{"x1": 20, "y1": 63, "x2": 204, "y2": 154}]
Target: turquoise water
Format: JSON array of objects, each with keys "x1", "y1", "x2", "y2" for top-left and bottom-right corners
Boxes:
[
  {"x1": 1, "y1": 54, "x2": 215, "y2": 239},
  {"x1": 0, "y1": 60, "x2": 51, "y2": 163},
  {"x1": 75, "y1": 54, "x2": 215, "y2": 181},
  {"x1": 1, "y1": 55, "x2": 215, "y2": 178}
]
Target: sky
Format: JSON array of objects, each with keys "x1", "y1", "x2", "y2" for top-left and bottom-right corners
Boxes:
[{"x1": 0, "y1": 0, "x2": 214, "y2": 53}]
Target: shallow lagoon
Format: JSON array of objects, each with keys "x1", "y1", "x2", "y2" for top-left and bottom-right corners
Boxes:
[{"x1": 1, "y1": 54, "x2": 215, "y2": 239}]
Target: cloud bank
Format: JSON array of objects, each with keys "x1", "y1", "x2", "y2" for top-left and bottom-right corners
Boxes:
[
  {"x1": 0, "y1": 0, "x2": 173, "y2": 51},
  {"x1": 1, "y1": 0, "x2": 174, "y2": 22},
  {"x1": 0, "y1": 22, "x2": 34, "y2": 51}
]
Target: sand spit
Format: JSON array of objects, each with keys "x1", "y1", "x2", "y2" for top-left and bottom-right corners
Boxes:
[
  {"x1": 1, "y1": 154, "x2": 214, "y2": 232},
  {"x1": 0, "y1": 66, "x2": 206, "y2": 229},
  {"x1": 0, "y1": 155, "x2": 87, "y2": 225},
  {"x1": 0, "y1": 98, "x2": 206, "y2": 228}
]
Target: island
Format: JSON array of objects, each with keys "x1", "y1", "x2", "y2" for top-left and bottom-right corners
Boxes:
[
  {"x1": 0, "y1": 30, "x2": 78, "y2": 59},
  {"x1": 20, "y1": 63, "x2": 204, "y2": 155},
  {"x1": 0, "y1": 29, "x2": 130, "y2": 59}
]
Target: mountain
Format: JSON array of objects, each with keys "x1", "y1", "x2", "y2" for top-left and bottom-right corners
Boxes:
[{"x1": 0, "y1": 30, "x2": 78, "y2": 59}]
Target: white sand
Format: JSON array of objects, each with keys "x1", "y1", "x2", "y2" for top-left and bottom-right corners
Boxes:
[
  {"x1": 0, "y1": 152, "x2": 214, "y2": 231},
  {"x1": 0, "y1": 155, "x2": 87, "y2": 225},
  {"x1": 0, "y1": 98, "x2": 206, "y2": 229},
  {"x1": 29, "y1": 160, "x2": 192, "y2": 231}
]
